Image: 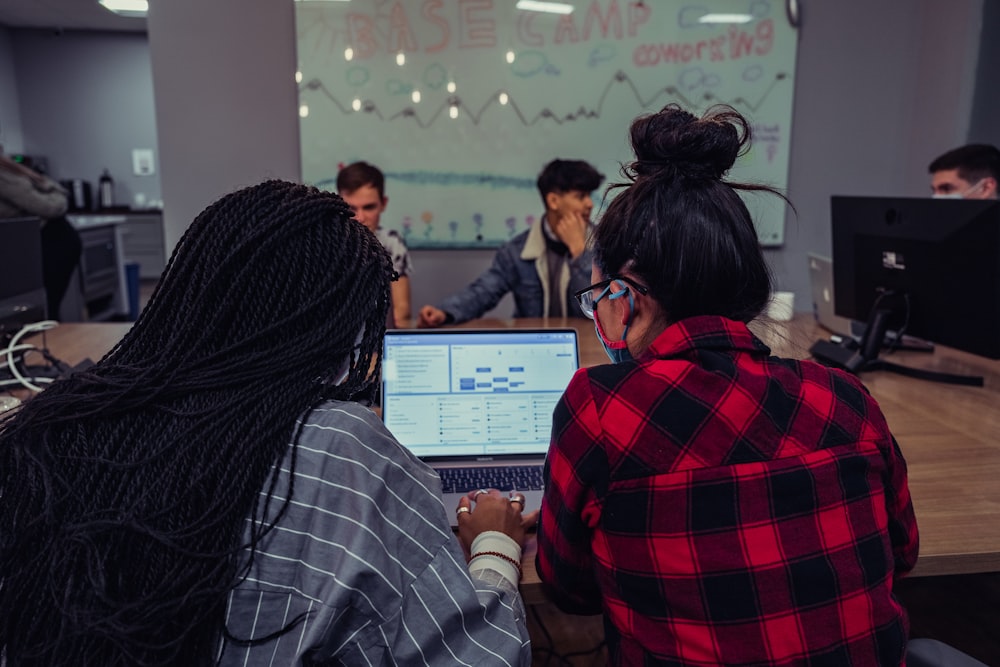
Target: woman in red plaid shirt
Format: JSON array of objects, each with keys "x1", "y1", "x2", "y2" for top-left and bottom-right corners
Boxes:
[{"x1": 536, "y1": 104, "x2": 919, "y2": 666}]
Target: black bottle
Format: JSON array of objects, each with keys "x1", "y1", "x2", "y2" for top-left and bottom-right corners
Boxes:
[{"x1": 98, "y1": 169, "x2": 115, "y2": 209}]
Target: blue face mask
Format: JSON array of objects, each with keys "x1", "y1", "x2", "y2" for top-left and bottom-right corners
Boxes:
[{"x1": 593, "y1": 280, "x2": 634, "y2": 364}]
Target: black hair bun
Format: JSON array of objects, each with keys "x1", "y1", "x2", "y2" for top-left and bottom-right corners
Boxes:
[{"x1": 628, "y1": 104, "x2": 750, "y2": 182}]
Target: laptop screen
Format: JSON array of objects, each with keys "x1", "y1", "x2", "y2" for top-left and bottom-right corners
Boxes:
[{"x1": 381, "y1": 329, "x2": 579, "y2": 459}]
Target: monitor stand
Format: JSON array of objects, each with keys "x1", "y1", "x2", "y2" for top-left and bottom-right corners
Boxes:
[{"x1": 810, "y1": 306, "x2": 984, "y2": 387}]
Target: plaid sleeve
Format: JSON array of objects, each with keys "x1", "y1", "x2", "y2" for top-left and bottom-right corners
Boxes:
[
  {"x1": 536, "y1": 370, "x2": 605, "y2": 614},
  {"x1": 846, "y1": 374, "x2": 919, "y2": 577},
  {"x1": 883, "y1": 434, "x2": 919, "y2": 575}
]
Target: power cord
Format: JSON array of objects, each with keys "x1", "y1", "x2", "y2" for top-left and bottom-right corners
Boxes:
[
  {"x1": 868, "y1": 290, "x2": 911, "y2": 356},
  {"x1": 529, "y1": 604, "x2": 607, "y2": 666},
  {"x1": 2, "y1": 320, "x2": 60, "y2": 393}
]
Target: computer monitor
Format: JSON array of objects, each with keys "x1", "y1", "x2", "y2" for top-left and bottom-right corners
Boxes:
[
  {"x1": 0, "y1": 216, "x2": 47, "y2": 339},
  {"x1": 811, "y1": 196, "x2": 1000, "y2": 385}
]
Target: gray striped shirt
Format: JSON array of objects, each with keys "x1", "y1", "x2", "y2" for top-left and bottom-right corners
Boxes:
[{"x1": 218, "y1": 401, "x2": 530, "y2": 666}]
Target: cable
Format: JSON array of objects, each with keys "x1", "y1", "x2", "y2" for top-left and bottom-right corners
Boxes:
[
  {"x1": 883, "y1": 292, "x2": 912, "y2": 356},
  {"x1": 561, "y1": 640, "x2": 608, "y2": 662},
  {"x1": 4, "y1": 320, "x2": 59, "y2": 392},
  {"x1": 0, "y1": 378, "x2": 54, "y2": 388},
  {"x1": 529, "y1": 604, "x2": 607, "y2": 666},
  {"x1": 529, "y1": 604, "x2": 561, "y2": 666},
  {"x1": 0, "y1": 344, "x2": 36, "y2": 369}
]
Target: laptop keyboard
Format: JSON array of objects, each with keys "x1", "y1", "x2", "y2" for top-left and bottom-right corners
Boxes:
[{"x1": 436, "y1": 465, "x2": 544, "y2": 493}]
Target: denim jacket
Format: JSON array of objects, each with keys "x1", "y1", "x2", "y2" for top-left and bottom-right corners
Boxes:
[{"x1": 438, "y1": 220, "x2": 594, "y2": 323}]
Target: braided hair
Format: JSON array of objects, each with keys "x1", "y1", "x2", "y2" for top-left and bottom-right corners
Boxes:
[{"x1": 0, "y1": 180, "x2": 394, "y2": 665}]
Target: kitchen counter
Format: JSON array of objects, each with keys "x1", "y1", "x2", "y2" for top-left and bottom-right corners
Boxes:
[{"x1": 67, "y1": 210, "x2": 163, "y2": 229}]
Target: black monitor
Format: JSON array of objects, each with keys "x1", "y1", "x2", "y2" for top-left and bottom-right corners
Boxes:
[
  {"x1": 0, "y1": 216, "x2": 47, "y2": 339},
  {"x1": 811, "y1": 196, "x2": 1000, "y2": 385}
]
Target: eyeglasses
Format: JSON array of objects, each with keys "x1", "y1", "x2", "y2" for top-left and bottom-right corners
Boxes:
[{"x1": 573, "y1": 276, "x2": 649, "y2": 319}]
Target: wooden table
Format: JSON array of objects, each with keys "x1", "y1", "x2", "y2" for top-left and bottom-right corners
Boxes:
[
  {"x1": 26, "y1": 322, "x2": 134, "y2": 368},
  {"x1": 21, "y1": 317, "x2": 1000, "y2": 604}
]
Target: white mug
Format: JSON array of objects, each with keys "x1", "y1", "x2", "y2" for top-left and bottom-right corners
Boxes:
[{"x1": 767, "y1": 291, "x2": 795, "y2": 321}]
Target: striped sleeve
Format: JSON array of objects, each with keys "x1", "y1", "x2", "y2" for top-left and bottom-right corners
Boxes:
[{"x1": 220, "y1": 401, "x2": 530, "y2": 666}]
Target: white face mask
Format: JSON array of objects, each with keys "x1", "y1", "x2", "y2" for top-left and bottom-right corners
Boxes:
[{"x1": 932, "y1": 179, "x2": 984, "y2": 199}]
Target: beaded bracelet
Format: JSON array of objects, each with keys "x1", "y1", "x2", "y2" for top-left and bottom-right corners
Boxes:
[{"x1": 470, "y1": 550, "x2": 522, "y2": 580}]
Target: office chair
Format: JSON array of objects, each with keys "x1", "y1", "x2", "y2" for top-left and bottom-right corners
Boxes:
[{"x1": 907, "y1": 639, "x2": 989, "y2": 667}]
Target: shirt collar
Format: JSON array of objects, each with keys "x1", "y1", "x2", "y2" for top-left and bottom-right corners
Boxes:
[
  {"x1": 644, "y1": 315, "x2": 769, "y2": 360},
  {"x1": 521, "y1": 215, "x2": 550, "y2": 260}
]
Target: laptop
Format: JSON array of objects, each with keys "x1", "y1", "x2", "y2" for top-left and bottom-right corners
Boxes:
[
  {"x1": 807, "y1": 252, "x2": 854, "y2": 336},
  {"x1": 381, "y1": 328, "x2": 579, "y2": 526}
]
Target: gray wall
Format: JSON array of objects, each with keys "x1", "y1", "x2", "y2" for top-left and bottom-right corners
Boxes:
[
  {"x1": 0, "y1": 25, "x2": 24, "y2": 154},
  {"x1": 8, "y1": 29, "x2": 160, "y2": 206},
  {"x1": 147, "y1": 0, "x2": 301, "y2": 252},
  {"x1": 969, "y1": 0, "x2": 1000, "y2": 146},
  {"x1": 766, "y1": 0, "x2": 983, "y2": 303},
  {"x1": 5, "y1": 0, "x2": 991, "y2": 317}
]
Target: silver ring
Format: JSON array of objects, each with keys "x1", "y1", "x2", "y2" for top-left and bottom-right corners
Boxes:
[
  {"x1": 456, "y1": 506, "x2": 471, "y2": 517},
  {"x1": 509, "y1": 493, "x2": 525, "y2": 506},
  {"x1": 473, "y1": 489, "x2": 490, "y2": 500}
]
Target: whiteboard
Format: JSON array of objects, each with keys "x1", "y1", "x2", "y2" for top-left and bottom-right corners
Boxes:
[{"x1": 295, "y1": 0, "x2": 798, "y2": 248}]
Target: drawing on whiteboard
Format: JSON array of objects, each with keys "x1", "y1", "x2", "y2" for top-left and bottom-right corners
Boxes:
[
  {"x1": 302, "y1": 68, "x2": 787, "y2": 129},
  {"x1": 296, "y1": 0, "x2": 798, "y2": 248}
]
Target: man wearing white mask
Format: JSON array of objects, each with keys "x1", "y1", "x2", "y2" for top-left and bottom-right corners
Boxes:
[{"x1": 928, "y1": 143, "x2": 999, "y2": 199}]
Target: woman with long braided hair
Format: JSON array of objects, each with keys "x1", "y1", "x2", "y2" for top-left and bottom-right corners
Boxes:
[{"x1": 0, "y1": 180, "x2": 532, "y2": 666}]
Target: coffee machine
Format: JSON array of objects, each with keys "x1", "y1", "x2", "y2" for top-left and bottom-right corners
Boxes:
[{"x1": 61, "y1": 179, "x2": 94, "y2": 212}]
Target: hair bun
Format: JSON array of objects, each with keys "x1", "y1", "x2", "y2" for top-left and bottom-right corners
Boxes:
[{"x1": 627, "y1": 104, "x2": 749, "y2": 182}]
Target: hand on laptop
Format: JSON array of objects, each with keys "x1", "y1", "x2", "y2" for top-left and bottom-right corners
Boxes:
[{"x1": 456, "y1": 488, "x2": 538, "y2": 558}]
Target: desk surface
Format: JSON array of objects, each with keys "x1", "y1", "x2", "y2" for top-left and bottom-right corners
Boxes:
[{"x1": 25, "y1": 317, "x2": 1000, "y2": 604}]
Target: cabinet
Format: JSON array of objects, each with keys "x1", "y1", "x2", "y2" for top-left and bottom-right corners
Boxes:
[
  {"x1": 62, "y1": 212, "x2": 165, "y2": 321},
  {"x1": 117, "y1": 212, "x2": 166, "y2": 279},
  {"x1": 61, "y1": 219, "x2": 126, "y2": 322}
]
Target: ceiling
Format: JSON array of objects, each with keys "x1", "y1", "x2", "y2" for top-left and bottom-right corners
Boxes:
[{"x1": 0, "y1": 0, "x2": 146, "y2": 32}]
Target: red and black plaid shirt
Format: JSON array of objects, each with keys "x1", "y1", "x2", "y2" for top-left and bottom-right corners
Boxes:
[{"x1": 537, "y1": 316, "x2": 919, "y2": 666}]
